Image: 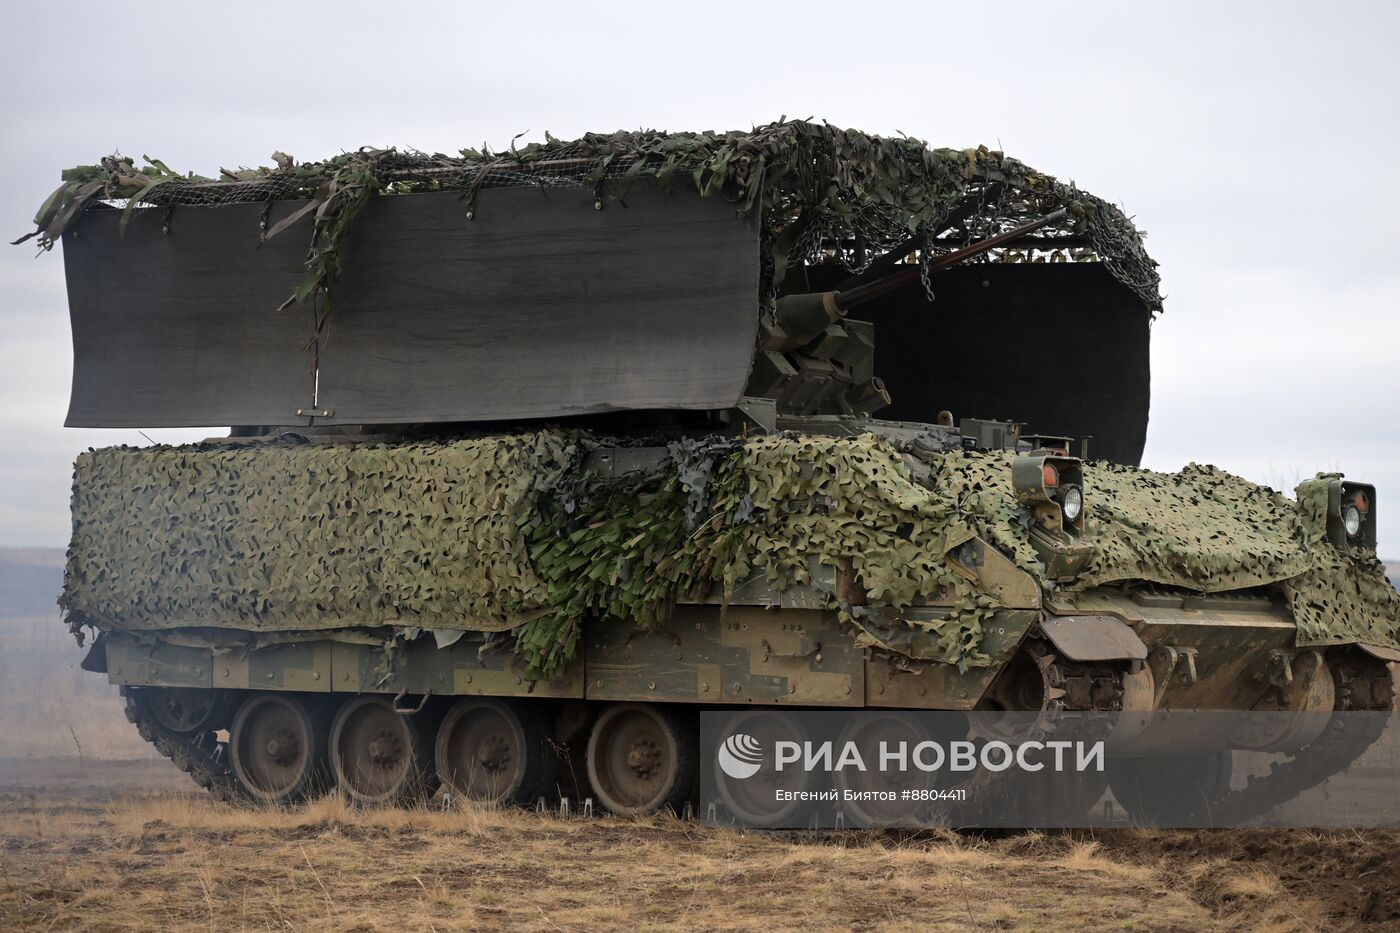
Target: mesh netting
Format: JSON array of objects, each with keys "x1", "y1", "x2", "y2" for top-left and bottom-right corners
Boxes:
[
  {"x1": 62, "y1": 432, "x2": 1399, "y2": 675},
  {"x1": 19, "y1": 122, "x2": 1162, "y2": 314}
]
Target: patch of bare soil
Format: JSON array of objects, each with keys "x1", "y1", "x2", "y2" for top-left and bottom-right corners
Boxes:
[
  {"x1": 1092, "y1": 828, "x2": 1400, "y2": 926},
  {"x1": 0, "y1": 759, "x2": 1381, "y2": 932}
]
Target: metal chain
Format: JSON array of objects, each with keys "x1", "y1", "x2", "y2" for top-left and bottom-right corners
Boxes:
[{"x1": 919, "y1": 238, "x2": 935, "y2": 303}]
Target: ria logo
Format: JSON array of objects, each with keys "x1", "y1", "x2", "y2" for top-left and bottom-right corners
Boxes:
[{"x1": 717, "y1": 733, "x2": 764, "y2": 779}]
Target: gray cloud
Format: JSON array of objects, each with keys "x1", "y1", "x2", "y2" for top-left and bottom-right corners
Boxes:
[{"x1": 2, "y1": 0, "x2": 1397, "y2": 550}]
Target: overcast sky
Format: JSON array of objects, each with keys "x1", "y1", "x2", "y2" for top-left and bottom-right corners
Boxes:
[{"x1": 2, "y1": 0, "x2": 1397, "y2": 552}]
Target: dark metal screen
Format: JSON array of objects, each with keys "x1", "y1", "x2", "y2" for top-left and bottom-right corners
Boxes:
[
  {"x1": 316, "y1": 186, "x2": 760, "y2": 424},
  {"x1": 61, "y1": 185, "x2": 760, "y2": 428},
  {"x1": 865, "y1": 263, "x2": 1152, "y2": 466},
  {"x1": 63, "y1": 201, "x2": 318, "y2": 428}
]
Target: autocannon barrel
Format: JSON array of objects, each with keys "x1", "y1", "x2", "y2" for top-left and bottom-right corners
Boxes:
[{"x1": 772, "y1": 206, "x2": 1070, "y2": 348}]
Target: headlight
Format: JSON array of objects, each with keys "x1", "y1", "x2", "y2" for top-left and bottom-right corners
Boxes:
[
  {"x1": 1302, "y1": 478, "x2": 1377, "y2": 553},
  {"x1": 1344, "y1": 503, "x2": 1363, "y2": 537},
  {"x1": 1293, "y1": 473, "x2": 1372, "y2": 551},
  {"x1": 1058, "y1": 485, "x2": 1084, "y2": 522},
  {"x1": 1013, "y1": 452, "x2": 1086, "y2": 534},
  {"x1": 1012, "y1": 451, "x2": 1094, "y2": 581}
]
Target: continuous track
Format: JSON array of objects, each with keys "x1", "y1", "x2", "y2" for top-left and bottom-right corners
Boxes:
[{"x1": 122, "y1": 649, "x2": 1395, "y2": 825}]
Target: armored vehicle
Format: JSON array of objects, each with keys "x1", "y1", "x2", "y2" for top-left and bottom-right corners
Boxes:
[{"x1": 25, "y1": 121, "x2": 1400, "y2": 820}]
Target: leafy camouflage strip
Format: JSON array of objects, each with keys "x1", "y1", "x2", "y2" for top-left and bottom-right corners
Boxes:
[
  {"x1": 17, "y1": 121, "x2": 1161, "y2": 314},
  {"x1": 62, "y1": 433, "x2": 1400, "y2": 675},
  {"x1": 518, "y1": 435, "x2": 988, "y2": 673}
]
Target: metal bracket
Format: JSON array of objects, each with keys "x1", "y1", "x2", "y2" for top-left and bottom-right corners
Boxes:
[
  {"x1": 1176, "y1": 648, "x2": 1199, "y2": 685},
  {"x1": 735, "y1": 396, "x2": 777, "y2": 433},
  {"x1": 1148, "y1": 645, "x2": 1199, "y2": 705},
  {"x1": 392, "y1": 689, "x2": 431, "y2": 715},
  {"x1": 296, "y1": 408, "x2": 333, "y2": 418},
  {"x1": 760, "y1": 639, "x2": 821, "y2": 663}
]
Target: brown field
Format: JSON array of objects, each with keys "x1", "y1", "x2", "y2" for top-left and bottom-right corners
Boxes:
[{"x1": 2, "y1": 758, "x2": 1399, "y2": 932}]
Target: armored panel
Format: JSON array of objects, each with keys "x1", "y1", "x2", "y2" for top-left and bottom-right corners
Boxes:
[
  {"x1": 314, "y1": 185, "x2": 761, "y2": 424},
  {"x1": 865, "y1": 609, "x2": 1038, "y2": 709},
  {"x1": 107, "y1": 640, "x2": 214, "y2": 688},
  {"x1": 329, "y1": 639, "x2": 584, "y2": 699},
  {"x1": 860, "y1": 263, "x2": 1152, "y2": 466},
  {"x1": 62, "y1": 201, "x2": 318, "y2": 428},
  {"x1": 220, "y1": 642, "x2": 333, "y2": 692},
  {"x1": 586, "y1": 606, "x2": 863, "y2": 707}
]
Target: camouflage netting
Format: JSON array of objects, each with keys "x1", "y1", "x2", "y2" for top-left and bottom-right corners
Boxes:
[
  {"x1": 517, "y1": 435, "x2": 992, "y2": 674},
  {"x1": 64, "y1": 432, "x2": 1400, "y2": 674},
  {"x1": 62, "y1": 435, "x2": 575, "y2": 634},
  {"x1": 18, "y1": 120, "x2": 1161, "y2": 314},
  {"x1": 918, "y1": 454, "x2": 1400, "y2": 648}
]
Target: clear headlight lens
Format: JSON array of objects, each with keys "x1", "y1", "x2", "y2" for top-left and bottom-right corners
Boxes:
[
  {"x1": 1344, "y1": 503, "x2": 1363, "y2": 537},
  {"x1": 1059, "y1": 485, "x2": 1084, "y2": 522}
]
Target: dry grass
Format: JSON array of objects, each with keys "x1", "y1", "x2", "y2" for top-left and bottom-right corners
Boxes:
[{"x1": 5, "y1": 763, "x2": 1376, "y2": 933}]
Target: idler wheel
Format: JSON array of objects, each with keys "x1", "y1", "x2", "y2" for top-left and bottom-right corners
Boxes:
[
  {"x1": 435, "y1": 698, "x2": 557, "y2": 805},
  {"x1": 976, "y1": 647, "x2": 1053, "y2": 715},
  {"x1": 143, "y1": 687, "x2": 230, "y2": 734},
  {"x1": 329, "y1": 696, "x2": 435, "y2": 806},
  {"x1": 229, "y1": 693, "x2": 328, "y2": 804},
  {"x1": 586, "y1": 704, "x2": 697, "y2": 816}
]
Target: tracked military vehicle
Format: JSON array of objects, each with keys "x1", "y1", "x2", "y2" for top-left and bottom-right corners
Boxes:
[{"x1": 24, "y1": 121, "x2": 1400, "y2": 820}]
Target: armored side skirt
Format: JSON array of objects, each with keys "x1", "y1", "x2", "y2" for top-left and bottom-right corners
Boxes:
[{"x1": 102, "y1": 594, "x2": 1307, "y2": 715}]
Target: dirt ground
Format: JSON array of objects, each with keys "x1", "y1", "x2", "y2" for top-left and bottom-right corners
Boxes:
[{"x1": 2, "y1": 758, "x2": 1398, "y2": 931}]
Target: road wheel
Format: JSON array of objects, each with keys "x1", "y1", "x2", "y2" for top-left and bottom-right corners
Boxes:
[
  {"x1": 229, "y1": 693, "x2": 328, "y2": 804},
  {"x1": 329, "y1": 696, "x2": 435, "y2": 806},
  {"x1": 586, "y1": 704, "x2": 697, "y2": 816},
  {"x1": 712, "y1": 709, "x2": 811, "y2": 827},
  {"x1": 835, "y1": 711, "x2": 931, "y2": 827},
  {"x1": 436, "y1": 698, "x2": 557, "y2": 805}
]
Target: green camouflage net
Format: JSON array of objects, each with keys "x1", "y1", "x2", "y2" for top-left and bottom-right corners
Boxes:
[
  {"x1": 917, "y1": 453, "x2": 1400, "y2": 647},
  {"x1": 517, "y1": 435, "x2": 989, "y2": 673},
  {"x1": 18, "y1": 121, "x2": 1161, "y2": 315},
  {"x1": 63, "y1": 433, "x2": 1400, "y2": 675},
  {"x1": 62, "y1": 435, "x2": 575, "y2": 633}
]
